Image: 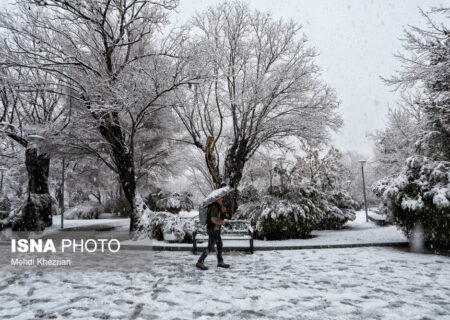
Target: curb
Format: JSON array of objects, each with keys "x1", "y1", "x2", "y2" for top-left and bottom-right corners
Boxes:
[
  {"x1": 119, "y1": 241, "x2": 410, "y2": 252},
  {"x1": 60, "y1": 225, "x2": 116, "y2": 232},
  {"x1": 0, "y1": 237, "x2": 410, "y2": 251}
]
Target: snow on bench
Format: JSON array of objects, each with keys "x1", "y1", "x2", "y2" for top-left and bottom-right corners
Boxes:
[
  {"x1": 368, "y1": 211, "x2": 391, "y2": 226},
  {"x1": 193, "y1": 220, "x2": 254, "y2": 254}
]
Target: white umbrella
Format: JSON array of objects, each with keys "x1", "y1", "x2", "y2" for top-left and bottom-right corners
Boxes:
[{"x1": 200, "y1": 186, "x2": 232, "y2": 207}]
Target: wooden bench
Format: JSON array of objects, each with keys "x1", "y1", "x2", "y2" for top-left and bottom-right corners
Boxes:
[{"x1": 192, "y1": 220, "x2": 254, "y2": 254}]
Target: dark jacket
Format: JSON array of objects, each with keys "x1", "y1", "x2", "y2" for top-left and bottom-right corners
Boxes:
[{"x1": 206, "y1": 203, "x2": 222, "y2": 236}]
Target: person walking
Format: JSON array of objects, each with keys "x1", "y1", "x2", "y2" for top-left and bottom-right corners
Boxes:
[{"x1": 196, "y1": 196, "x2": 230, "y2": 270}]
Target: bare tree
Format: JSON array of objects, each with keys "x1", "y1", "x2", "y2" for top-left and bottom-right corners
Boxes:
[
  {"x1": 291, "y1": 144, "x2": 346, "y2": 192},
  {"x1": 240, "y1": 147, "x2": 280, "y2": 193},
  {"x1": 369, "y1": 101, "x2": 422, "y2": 178},
  {"x1": 185, "y1": 150, "x2": 216, "y2": 197},
  {"x1": 173, "y1": 2, "x2": 342, "y2": 214},
  {"x1": 0, "y1": 0, "x2": 194, "y2": 231}
]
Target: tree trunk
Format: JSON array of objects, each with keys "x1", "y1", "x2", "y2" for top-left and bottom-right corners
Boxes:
[
  {"x1": 117, "y1": 151, "x2": 137, "y2": 230},
  {"x1": 25, "y1": 147, "x2": 52, "y2": 227},
  {"x1": 12, "y1": 147, "x2": 53, "y2": 231},
  {"x1": 25, "y1": 148, "x2": 50, "y2": 194},
  {"x1": 205, "y1": 137, "x2": 222, "y2": 188},
  {"x1": 96, "y1": 111, "x2": 139, "y2": 231},
  {"x1": 202, "y1": 137, "x2": 248, "y2": 217},
  {"x1": 223, "y1": 139, "x2": 248, "y2": 217}
]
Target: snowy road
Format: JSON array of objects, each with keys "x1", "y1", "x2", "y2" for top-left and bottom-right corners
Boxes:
[{"x1": 1, "y1": 247, "x2": 449, "y2": 320}]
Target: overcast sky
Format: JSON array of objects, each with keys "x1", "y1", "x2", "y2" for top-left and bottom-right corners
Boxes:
[{"x1": 0, "y1": 0, "x2": 445, "y2": 155}]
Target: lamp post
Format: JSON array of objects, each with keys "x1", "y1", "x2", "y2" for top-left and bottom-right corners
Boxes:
[
  {"x1": 359, "y1": 160, "x2": 369, "y2": 222},
  {"x1": 0, "y1": 167, "x2": 6, "y2": 194},
  {"x1": 61, "y1": 158, "x2": 65, "y2": 229}
]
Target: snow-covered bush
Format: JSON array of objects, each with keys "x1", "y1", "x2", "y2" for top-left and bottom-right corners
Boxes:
[
  {"x1": 317, "y1": 192, "x2": 358, "y2": 230},
  {"x1": 148, "y1": 211, "x2": 197, "y2": 242},
  {"x1": 1, "y1": 196, "x2": 18, "y2": 230},
  {"x1": 146, "y1": 188, "x2": 194, "y2": 214},
  {"x1": 235, "y1": 187, "x2": 321, "y2": 240},
  {"x1": 235, "y1": 196, "x2": 319, "y2": 240},
  {"x1": 373, "y1": 156, "x2": 450, "y2": 246},
  {"x1": 64, "y1": 202, "x2": 104, "y2": 220},
  {"x1": 179, "y1": 194, "x2": 195, "y2": 212},
  {"x1": 235, "y1": 186, "x2": 357, "y2": 239},
  {"x1": 156, "y1": 192, "x2": 194, "y2": 213},
  {"x1": 156, "y1": 196, "x2": 179, "y2": 213},
  {"x1": 0, "y1": 196, "x2": 11, "y2": 219},
  {"x1": 11, "y1": 194, "x2": 58, "y2": 231},
  {"x1": 145, "y1": 186, "x2": 167, "y2": 211}
]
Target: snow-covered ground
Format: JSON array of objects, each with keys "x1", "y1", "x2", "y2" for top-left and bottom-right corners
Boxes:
[
  {"x1": 0, "y1": 246, "x2": 449, "y2": 319},
  {"x1": 0, "y1": 211, "x2": 448, "y2": 319}
]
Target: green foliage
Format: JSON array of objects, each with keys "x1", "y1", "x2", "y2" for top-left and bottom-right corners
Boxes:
[
  {"x1": 373, "y1": 156, "x2": 450, "y2": 247},
  {"x1": 373, "y1": 8, "x2": 450, "y2": 248},
  {"x1": 234, "y1": 186, "x2": 357, "y2": 240},
  {"x1": 235, "y1": 194, "x2": 319, "y2": 240},
  {"x1": 317, "y1": 191, "x2": 359, "y2": 230},
  {"x1": 236, "y1": 186, "x2": 356, "y2": 240}
]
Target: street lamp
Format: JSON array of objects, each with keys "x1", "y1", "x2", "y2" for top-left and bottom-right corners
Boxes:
[
  {"x1": 359, "y1": 160, "x2": 369, "y2": 222},
  {"x1": 61, "y1": 158, "x2": 65, "y2": 229},
  {"x1": 0, "y1": 167, "x2": 6, "y2": 194}
]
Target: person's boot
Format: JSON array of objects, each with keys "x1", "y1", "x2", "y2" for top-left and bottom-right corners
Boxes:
[
  {"x1": 196, "y1": 262, "x2": 208, "y2": 270},
  {"x1": 217, "y1": 261, "x2": 230, "y2": 268}
]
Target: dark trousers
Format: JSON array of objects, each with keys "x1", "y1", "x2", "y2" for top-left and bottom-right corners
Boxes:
[{"x1": 198, "y1": 235, "x2": 223, "y2": 264}]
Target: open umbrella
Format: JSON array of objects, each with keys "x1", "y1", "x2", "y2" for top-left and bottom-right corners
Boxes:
[{"x1": 200, "y1": 186, "x2": 232, "y2": 208}]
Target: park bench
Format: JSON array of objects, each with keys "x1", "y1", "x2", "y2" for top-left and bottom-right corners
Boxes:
[
  {"x1": 368, "y1": 210, "x2": 392, "y2": 226},
  {"x1": 192, "y1": 219, "x2": 254, "y2": 254}
]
